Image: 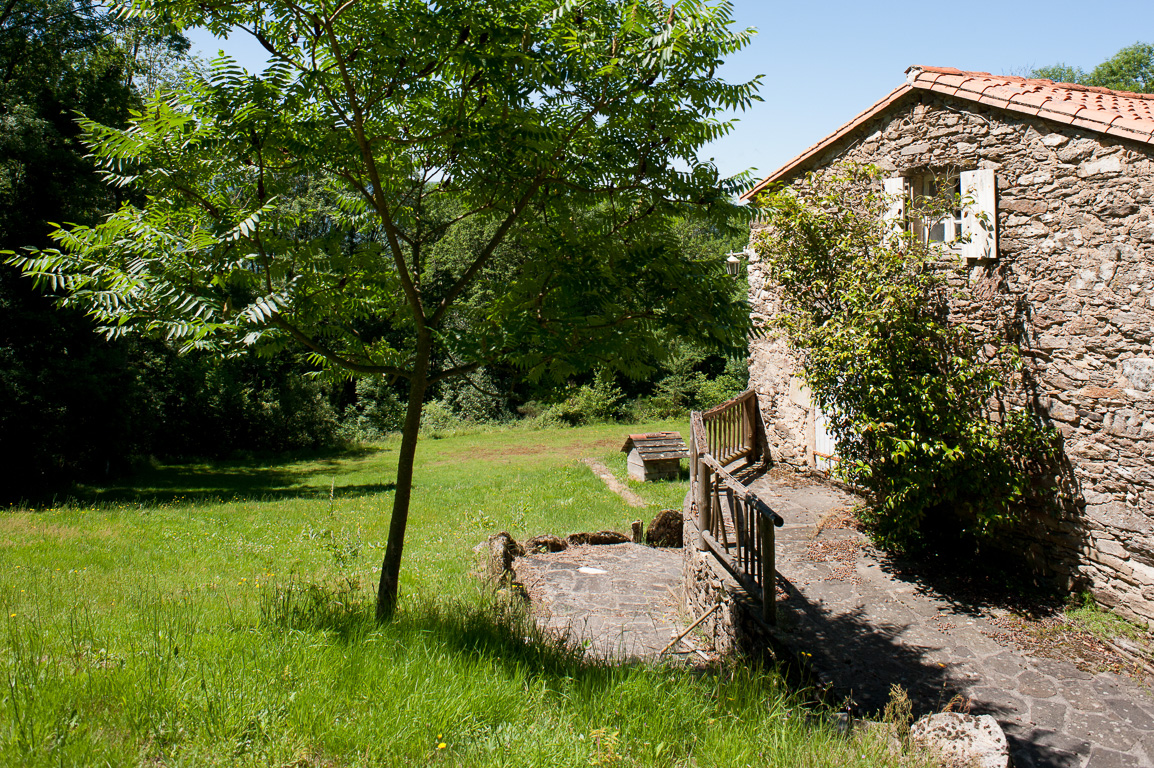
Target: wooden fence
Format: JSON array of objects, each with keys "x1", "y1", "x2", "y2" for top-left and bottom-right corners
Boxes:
[{"x1": 689, "y1": 390, "x2": 782, "y2": 625}]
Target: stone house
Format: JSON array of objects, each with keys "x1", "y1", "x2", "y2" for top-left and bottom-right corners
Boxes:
[{"x1": 739, "y1": 66, "x2": 1154, "y2": 625}]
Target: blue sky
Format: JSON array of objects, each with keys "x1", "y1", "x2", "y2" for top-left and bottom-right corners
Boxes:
[{"x1": 187, "y1": 0, "x2": 1152, "y2": 186}]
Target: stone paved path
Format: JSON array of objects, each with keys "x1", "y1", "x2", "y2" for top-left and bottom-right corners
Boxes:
[
  {"x1": 513, "y1": 543, "x2": 685, "y2": 660},
  {"x1": 752, "y1": 473, "x2": 1154, "y2": 768},
  {"x1": 512, "y1": 473, "x2": 1154, "y2": 767}
]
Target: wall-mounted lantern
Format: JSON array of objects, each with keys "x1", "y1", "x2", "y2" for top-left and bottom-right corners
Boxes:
[{"x1": 725, "y1": 252, "x2": 743, "y2": 277}]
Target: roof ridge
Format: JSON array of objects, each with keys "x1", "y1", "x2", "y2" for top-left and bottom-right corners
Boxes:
[
  {"x1": 909, "y1": 65, "x2": 1154, "y2": 102},
  {"x1": 740, "y1": 65, "x2": 1154, "y2": 200}
]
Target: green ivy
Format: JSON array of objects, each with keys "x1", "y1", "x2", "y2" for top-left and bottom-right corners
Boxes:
[{"x1": 754, "y1": 164, "x2": 1060, "y2": 551}]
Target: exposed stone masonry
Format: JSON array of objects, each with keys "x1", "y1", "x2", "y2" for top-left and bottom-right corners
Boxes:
[{"x1": 746, "y1": 92, "x2": 1154, "y2": 626}]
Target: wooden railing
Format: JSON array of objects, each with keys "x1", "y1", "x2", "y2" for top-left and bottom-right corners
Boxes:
[
  {"x1": 699, "y1": 389, "x2": 762, "y2": 466},
  {"x1": 689, "y1": 390, "x2": 781, "y2": 625}
]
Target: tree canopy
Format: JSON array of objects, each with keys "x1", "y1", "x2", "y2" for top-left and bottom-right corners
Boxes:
[
  {"x1": 1032, "y1": 41, "x2": 1154, "y2": 94},
  {"x1": 9, "y1": 0, "x2": 762, "y2": 618}
]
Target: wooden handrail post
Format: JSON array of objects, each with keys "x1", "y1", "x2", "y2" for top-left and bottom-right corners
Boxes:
[
  {"x1": 697, "y1": 461, "x2": 711, "y2": 550},
  {"x1": 760, "y1": 510, "x2": 776, "y2": 625},
  {"x1": 743, "y1": 393, "x2": 755, "y2": 459}
]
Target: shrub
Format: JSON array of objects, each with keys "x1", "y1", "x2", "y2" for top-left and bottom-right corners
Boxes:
[
  {"x1": 419, "y1": 400, "x2": 463, "y2": 436},
  {"x1": 338, "y1": 376, "x2": 407, "y2": 441},
  {"x1": 546, "y1": 369, "x2": 626, "y2": 426},
  {"x1": 693, "y1": 356, "x2": 748, "y2": 410},
  {"x1": 437, "y1": 368, "x2": 511, "y2": 424}
]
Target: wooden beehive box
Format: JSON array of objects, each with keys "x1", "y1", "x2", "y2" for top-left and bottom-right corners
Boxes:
[{"x1": 620, "y1": 432, "x2": 689, "y2": 481}]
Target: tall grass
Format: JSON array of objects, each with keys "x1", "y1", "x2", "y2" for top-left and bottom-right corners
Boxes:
[{"x1": 2, "y1": 421, "x2": 926, "y2": 766}]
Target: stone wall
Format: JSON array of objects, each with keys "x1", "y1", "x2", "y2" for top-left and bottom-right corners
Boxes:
[{"x1": 746, "y1": 92, "x2": 1154, "y2": 626}]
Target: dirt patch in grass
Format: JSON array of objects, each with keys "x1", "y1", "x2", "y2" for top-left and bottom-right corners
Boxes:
[
  {"x1": 429, "y1": 435, "x2": 623, "y2": 467},
  {"x1": 463, "y1": 443, "x2": 552, "y2": 460}
]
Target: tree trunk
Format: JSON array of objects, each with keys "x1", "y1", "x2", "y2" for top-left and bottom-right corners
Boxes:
[{"x1": 375, "y1": 333, "x2": 431, "y2": 622}]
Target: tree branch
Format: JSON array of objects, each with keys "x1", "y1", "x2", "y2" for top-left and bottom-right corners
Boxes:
[
  {"x1": 320, "y1": 14, "x2": 426, "y2": 329},
  {"x1": 428, "y1": 179, "x2": 542, "y2": 327},
  {"x1": 427, "y1": 361, "x2": 482, "y2": 385},
  {"x1": 273, "y1": 316, "x2": 411, "y2": 378}
]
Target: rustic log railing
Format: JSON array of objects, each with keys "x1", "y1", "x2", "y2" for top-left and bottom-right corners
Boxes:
[{"x1": 689, "y1": 390, "x2": 782, "y2": 625}]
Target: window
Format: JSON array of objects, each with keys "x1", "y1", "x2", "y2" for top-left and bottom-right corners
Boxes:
[
  {"x1": 883, "y1": 168, "x2": 997, "y2": 261},
  {"x1": 910, "y1": 171, "x2": 963, "y2": 248}
]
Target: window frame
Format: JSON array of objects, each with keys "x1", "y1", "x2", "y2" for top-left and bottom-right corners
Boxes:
[{"x1": 882, "y1": 168, "x2": 997, "y2": 262}]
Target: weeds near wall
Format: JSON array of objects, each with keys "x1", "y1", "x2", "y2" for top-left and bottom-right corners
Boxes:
[{"x1": 754, "y1": 163, "x2": 1060, "y2": 552}]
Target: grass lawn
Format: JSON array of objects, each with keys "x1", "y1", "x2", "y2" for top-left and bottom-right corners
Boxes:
[{"x1": 2, "y1": 420, "x2": 923, "y2": 766}]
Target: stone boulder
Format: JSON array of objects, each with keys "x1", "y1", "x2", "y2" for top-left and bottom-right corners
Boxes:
[
  {"x1": 565, "y1": 530, "x2": 630, "y2": 546},
  {"x1": 646, "y1": 509, "x2": 683, "y2": 548},
  {"x1": 525, "y1": 534, "x2": 567, "y2": 553},
  {"x1": 486, "y1": 532, "x2": 524, "y2": 582},
  {"x1": 909, "y1": 712, "x2": 1009, "y2": 768}
]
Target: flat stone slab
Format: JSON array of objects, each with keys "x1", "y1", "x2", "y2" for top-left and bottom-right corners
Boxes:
[
  {"x1": 748, "y1": 472, "x2": 1154, "y2": 768},
  {"x1": 911, "y1": 712, "x2": 1011, "y2": 768},
  {"x1": 513, "y1": 543, "x2": 685, "y2": 660}
]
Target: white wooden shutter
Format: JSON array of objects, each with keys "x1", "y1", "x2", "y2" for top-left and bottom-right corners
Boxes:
[
  {"x1": 813, "y1": 406, "x2": 837, "y2": 472},
  {"x1": 882, "y1": 176, "x2": 908, "y2": 246},
  {"x1": 882, "y1": 175, "x2": 907, "y2": 223},
  {"x1": 961, "y1": 168, "x2": 997, "y2": 261}
]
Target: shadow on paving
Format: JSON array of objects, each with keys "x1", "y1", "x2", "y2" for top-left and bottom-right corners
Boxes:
[
  {"x1": 749, "y1": 468, "x2": 1154, "y2": 768},
  {"x1": 872, "y1": 545, "x2": 1067, "y2": 619},
  {"x1": 775, "y1": 573, "x2": 1091, "y2": 768},
  {"x1": 774, "y1": 573, "x2": 957, "y2": 715}
]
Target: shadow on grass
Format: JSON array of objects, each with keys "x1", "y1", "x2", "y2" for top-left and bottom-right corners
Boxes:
[
  {"x1": 260, "y1": 577, "x2": 602, "y2": 675},
  {"x1": 257, "y1": 577, "x2": 807, "y2": 707},
  {"x1": 31, "y1": 445, "x2": 396, "y2": 508}
]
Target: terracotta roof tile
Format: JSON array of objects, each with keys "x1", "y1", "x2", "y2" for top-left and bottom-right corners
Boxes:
[
  {"x1": 1111, "y1": 116, "x2": 1153, "y2": 134},
  {"x1": 1070, "y1": 113, "x2": 1111, "y2": 133},
  {"x1": 909, "y1": 65, "x2": 1154, "y2": 134},
  {"x1": 1106, "y1": 123, "x2": 1154, "y2": 143},
  {"x1": 1011, "y1": 90, "x2": 1051, "y2": 110},
  {"x1": 1042, "y1": 98, "x2": 1083, "y2": 118},
  {"x1": 740, "y1": 66, "x2": 1154, "y2": 200},
  {"x1": 934, "y1": 73, "x2": 969, "y2": 89},
  {"x1": 977, "y1": 92, "x2": 1010, "y2": 109}
]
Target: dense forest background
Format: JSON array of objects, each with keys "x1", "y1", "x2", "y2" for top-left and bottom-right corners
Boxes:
[{"x1": 0, "y1": 0, "x2": 749, "y2": 500}]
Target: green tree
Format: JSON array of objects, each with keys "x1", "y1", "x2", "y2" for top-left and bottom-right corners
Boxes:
[
  {"x1": 1032, "y1": 41, "x2": 1154, "y2": 93},
  {"x1": 1086, "y1": 42, "x2": 1154, "y2": 93},
  {"x1": 0, "y1": 0, "x2": 164, "y2": 492},
  {"x1": 9, "y1": 0, "x2": 760, "y2": 619},
  {"x1": 1030, "y1": 63, "x2": 1086, "y2": 85},
  {"x1": 0, "y1": 0, "x2": 135, "y2": 246},
  {"x1": 753, "y1": 165, "x2": 1057, "y2": 551}
]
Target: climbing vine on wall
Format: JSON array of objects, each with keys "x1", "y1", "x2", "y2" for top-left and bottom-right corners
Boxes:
[{"x1": 753, "y1": 164, "x2": 1059, "y2": 551}]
